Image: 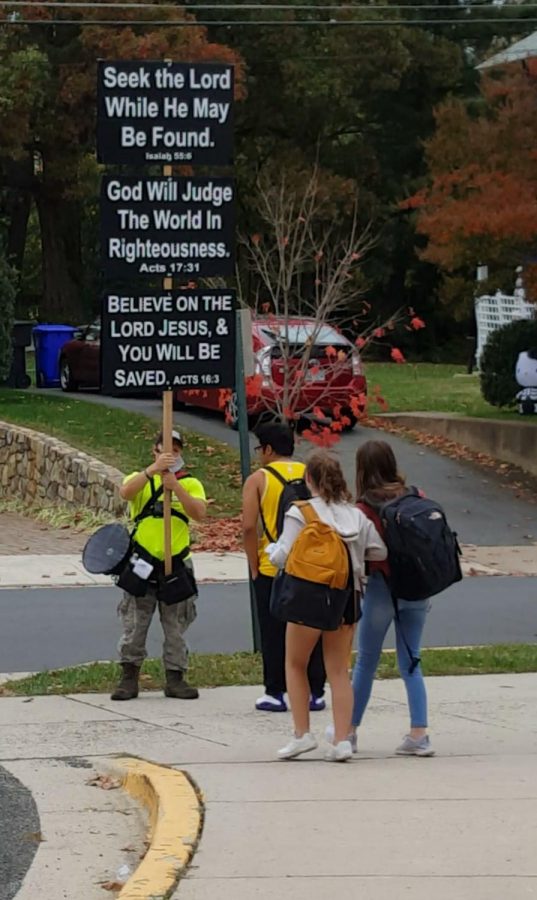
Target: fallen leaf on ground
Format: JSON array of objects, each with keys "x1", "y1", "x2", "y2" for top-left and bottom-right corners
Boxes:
[
  {"x1": 192, "y1": 515, "x2": 243, "y2": 553},
  {"x1": 100, "y1": 881, "x2": 124, "y2": 892},
  {"x1": 86, "y1": 774, "x2": 122, "y2": 790},
  {"x1": 23, "y1": 831, "x2": 45, "y2": 842}
]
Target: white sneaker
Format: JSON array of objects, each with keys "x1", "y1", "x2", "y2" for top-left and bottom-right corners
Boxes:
[
  {"x1": 325, "y1": 724, "x2": 358, "y2": 754},
  {"x1": 325, "y1": 740, "x2": 353, "y2": 762},
  {"x1": 277, "y1": 733, "x2": 318, "y2": 760}
]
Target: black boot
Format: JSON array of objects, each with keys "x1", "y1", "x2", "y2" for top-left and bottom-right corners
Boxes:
[
  {"x1": 111, "y1": 663, "x2": 140, "y2": 701},
  {"x1": 164, "y1": 669, "x2": 199, "y2": 700}
]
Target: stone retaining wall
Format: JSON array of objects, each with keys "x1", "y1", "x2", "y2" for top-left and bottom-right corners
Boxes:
[
  {"x1": 0, "y1": 420, "x2": 124, "y2": 515},
  {"x1": 382, "y1": 412, "x2": 537, "y2": 477}
]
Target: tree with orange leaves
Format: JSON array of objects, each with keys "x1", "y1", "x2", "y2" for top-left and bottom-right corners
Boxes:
[{"x1": 405, "y1": 62, "x2": 537, "y2": 310}]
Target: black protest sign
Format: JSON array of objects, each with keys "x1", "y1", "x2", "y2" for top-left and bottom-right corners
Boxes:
[
  {"x1": 97, "y1": 61, "x2": 234, "y2": 166},
  {"x1": 100, "y1": 176, "x2": 235, "y2": 279},
  {"x1": 101, "y1": 289, "x2": 236, "y2": 395}
]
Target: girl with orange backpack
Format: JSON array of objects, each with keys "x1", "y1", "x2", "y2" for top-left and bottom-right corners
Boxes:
[{"x1": 268, "y1": 452, "x2": 386, "y2": 762}]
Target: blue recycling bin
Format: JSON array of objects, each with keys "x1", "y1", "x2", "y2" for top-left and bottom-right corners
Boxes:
[{"x1": 33, "y1": 324, "x2": 76, "y2": 388}]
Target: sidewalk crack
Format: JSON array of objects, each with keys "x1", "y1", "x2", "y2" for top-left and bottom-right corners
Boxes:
[{"x1": 64, "y1": 695, "x2": 230, "y2": 747}]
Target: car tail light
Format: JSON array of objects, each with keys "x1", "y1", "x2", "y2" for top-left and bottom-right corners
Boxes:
[
  {"x1": 255, "y1": 346, "x2": 272, "y2": 384},
  {"x1": 352, "y1": 352, "x2": 363, "y2": 377}
]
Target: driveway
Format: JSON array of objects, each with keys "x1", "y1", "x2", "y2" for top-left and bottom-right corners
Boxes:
[{"x1": 36, "y1": 388, "x2": 537, "y2": 548}]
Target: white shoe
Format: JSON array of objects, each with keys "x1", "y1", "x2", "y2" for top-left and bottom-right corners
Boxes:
[
  {"x1": 325, "y1": 740, "x2": 353, "y2": 762},
  {"x1": 277, "y1": 733, "x2": 318, "y2": 760},
  {"x1": 325, "y1": 724, "x2": 358, "y2": 754}
]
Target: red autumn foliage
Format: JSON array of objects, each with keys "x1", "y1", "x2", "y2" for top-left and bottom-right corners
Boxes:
[
  {"x1": 390, "y1": 347, "x2": 406, "y2": 364},
  {"x1": 245, "y1": 374, "x2": 264, "y2": 398},
  {"x1": 410, "y1": 316, "x2": 426, "y2": 331},
  {"x1": 218, "y1": 388, "x2": 232, "y2": 409},
  {"x1": 407, "y1": 66, "x2": 537, "y2": 298},
  {"x1": 301, "y1": 427, "x2": 341, "y2": 448},
  {"x1": 193, "y1": 515, "x2": 243, "y2": 553}
]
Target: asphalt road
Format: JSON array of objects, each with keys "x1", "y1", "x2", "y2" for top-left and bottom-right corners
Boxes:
[
  {"x1": 40, "y1": 388, "x2": 537, "y2": 547},
  {"x1": 1, "y1": 577, "x2": 536, "y2": 674},
  {"x1": 0, "y1": 766, "x2": 40, "y2": 900}
]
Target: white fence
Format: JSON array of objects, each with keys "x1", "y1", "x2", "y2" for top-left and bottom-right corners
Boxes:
[{"x1": 475, "y1": 290, "x2": 535, "y2": 366}]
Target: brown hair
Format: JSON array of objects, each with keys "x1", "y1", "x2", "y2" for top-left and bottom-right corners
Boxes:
[
  {"x1": 355, "y1": 440, "x2": 406, "y2": 501},
  {"x1": 306, "y1": 451, "x2": 352, "y2": 504}
]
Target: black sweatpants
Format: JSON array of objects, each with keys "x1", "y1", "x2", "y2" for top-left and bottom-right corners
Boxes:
[{"x1": 254, "y1": 573, "x2": 326, "y2": 698}]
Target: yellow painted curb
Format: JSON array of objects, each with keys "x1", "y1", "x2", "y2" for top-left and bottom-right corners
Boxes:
[{"x1": 114, "y1": 757, "x2": 202, "y2": 900}]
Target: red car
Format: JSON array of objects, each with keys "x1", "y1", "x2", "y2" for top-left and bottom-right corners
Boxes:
[
  {"x1": 59, "y1": 320, "x2": 101, "y2": 392},
  {"x1": 60, "y1": 316, "x2": 367, "y2": 430},
  {"x1": 176, "y1": 317, "x2": 367, "y2": 430}
]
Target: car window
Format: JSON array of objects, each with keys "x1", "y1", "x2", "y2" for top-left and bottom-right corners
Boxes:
[
  {"x1": 85, "y1": 320, "x2": 101, "y2": 342},
  {"x1": 260, "y1": 324, "x2": 348, "y2": 346}
]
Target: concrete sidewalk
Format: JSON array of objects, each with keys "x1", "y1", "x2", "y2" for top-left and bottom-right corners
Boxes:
[
  {"x1": 2, "y1": 673, "x2": 537, "y2": 899},
  {"x1": 1, "y1": 543, "x2": 537, "y2": 589},
  {"x1": 0, "y1": 550, "x2": 248, "y2": 588}
]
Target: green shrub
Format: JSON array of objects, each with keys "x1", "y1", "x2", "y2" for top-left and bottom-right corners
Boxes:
[
  {"x1": 480, "y1": 317, "x2": 537, "y2": 408},
  {"x1": 0, "y1": 252, "x2": 17, "y2": 380}
]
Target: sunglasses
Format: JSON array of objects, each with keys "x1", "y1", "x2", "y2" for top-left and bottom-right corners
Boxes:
[{"x1": 254, "y1": 444, "x2": 265, "y2": 452}]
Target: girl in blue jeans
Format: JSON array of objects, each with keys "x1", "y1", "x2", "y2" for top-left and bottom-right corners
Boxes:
[{"x1": 350, "y1": 440, "x2": 434, "y2": 757}]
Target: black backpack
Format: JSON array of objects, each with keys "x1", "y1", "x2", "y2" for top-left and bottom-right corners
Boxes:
[
  {"x1": 260, "y1": 464, "x2": 311, "y2": 542},
  {"x1": 380, "y1": 488, "x2": 462, "y2": 602}
]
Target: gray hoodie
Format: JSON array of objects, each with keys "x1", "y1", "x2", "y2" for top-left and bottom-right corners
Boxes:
[{"x1": 268, "y1": 495, "x2": 387, "y2": 587}]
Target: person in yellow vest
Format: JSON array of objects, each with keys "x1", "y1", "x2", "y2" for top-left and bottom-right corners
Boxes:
[
  {"x1": 111, "y1": 429, "x2": 206, "y2": 702},
  {"x1": 242, "y1": 422, "x2": 326, "y2": 712}
]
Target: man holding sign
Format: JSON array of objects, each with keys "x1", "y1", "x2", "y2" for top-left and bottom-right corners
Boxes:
[{"x1": 111, "y1": 428, "x2": 206, "y2": 701}]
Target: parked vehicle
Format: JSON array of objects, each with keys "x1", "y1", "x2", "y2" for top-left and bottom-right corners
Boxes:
[
  {"x1": 59, "y1": 315, "x2": 367, "y2": 430},
  {"x1": 59, "y1": 320, "x2": 100, "y2": 391},
  {"x1": 176, "y1": 317, "x2": 367, "y2": 430}
]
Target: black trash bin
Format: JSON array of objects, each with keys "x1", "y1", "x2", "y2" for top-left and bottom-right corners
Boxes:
[{"x1": 1, "y1": 320, "x2": 34, "y2": 388}]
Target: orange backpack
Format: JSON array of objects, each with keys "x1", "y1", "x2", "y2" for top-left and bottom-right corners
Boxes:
[
  {"x1": 270, "y1": 501, "x2": 353, "y2": 631},
  {"x1": 285, "y1": 502, "x2": 349, "y2": 589}
]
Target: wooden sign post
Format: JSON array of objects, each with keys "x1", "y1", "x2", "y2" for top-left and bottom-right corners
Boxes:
[
  {"x1": 162, "y1": 160, "x2": 173, "y2": 578},
  {"x1": 162, "y1": 385, "x2": 173, "y2": 577}
]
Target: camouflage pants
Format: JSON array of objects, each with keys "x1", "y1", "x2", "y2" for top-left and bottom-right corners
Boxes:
[{"x1": 117, "y1": 577, "x2": 197, "y2": 672}]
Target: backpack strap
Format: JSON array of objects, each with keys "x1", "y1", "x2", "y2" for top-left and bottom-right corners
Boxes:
[
  {"x1": 392, "y1": 597, "x2": 421, "y2": 675},
  {"x1": 263, "y1": 464, "x2": 289, "y2": 487},
  {"x1": 133, "y1": 477, "x2": 163, "y2": 526},
  {"x1": 259, "y1": 465, "x2": 296, "y2": 543},
  {"x1": 133, "y1": 475, "x2": 189, "y2": 531},
  {"x1": 295, "y1": 500, "x2": 318, "y2": 525}
]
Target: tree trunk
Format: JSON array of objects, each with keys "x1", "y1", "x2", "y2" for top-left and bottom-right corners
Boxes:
[
  {"x1": 7, "y1": 191, "x2": 31, "y2": 276},
  {"x1": 35, "y1": 184, "x2": 84, "y2": 323},
  {"x1": 1, "y1": 155, "x2": 34, "y2": 282}
]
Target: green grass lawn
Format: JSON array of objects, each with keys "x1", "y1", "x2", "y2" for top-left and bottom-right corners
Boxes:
[
  {"x1": 366, "y1": 363, "x2": 529, "y2": 421},
  {"x1": 0, "y1": 389, "x2": 242, "y2": 516},
  {"x1": 2, "y1": 644, "x2": 536, "y2": 695}
]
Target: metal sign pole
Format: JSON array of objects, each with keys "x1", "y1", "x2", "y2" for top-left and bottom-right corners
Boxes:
[{"x1": 235, "y1": 311, "x2": 261, "y2": 652}]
